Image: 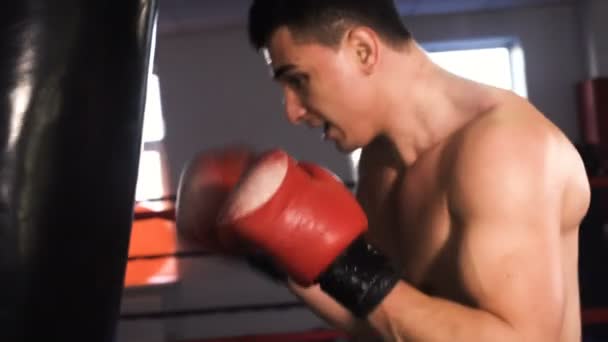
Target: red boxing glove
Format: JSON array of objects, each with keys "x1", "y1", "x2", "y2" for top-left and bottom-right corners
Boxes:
[
  {"x1": 175, "y1": 145, "x2": 256, "y2": 253},
  {"x1": 221, "y1": 149, "x2": 366, "y2": 285},
  {"x1": 220, "y1": 149, "x2": 399, "y2": 317}
]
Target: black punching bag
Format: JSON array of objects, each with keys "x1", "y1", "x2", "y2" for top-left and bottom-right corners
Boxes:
[{"x1": 0, "y1": 1, "x2": 158, "y2": 341}]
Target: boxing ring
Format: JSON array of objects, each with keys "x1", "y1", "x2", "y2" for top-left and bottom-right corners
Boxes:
[{"x1": 121, "y1": 197, "x2": 608, "y2": 341}]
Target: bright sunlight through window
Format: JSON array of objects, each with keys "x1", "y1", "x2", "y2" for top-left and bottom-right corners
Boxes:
[
  {"x1": 135, "y1": 74, "x2": 167, "y2": 201},
  {"x1": 142, "y1": 74, "x2": 165, "y2": 143},
  {"x1": 429, "y1": 48, "x2": 513, "y2": 92}
]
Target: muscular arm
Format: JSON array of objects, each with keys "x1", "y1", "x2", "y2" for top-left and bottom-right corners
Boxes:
[{"x1": 367, "y1": 123, "x2": 567, "y2": 341}]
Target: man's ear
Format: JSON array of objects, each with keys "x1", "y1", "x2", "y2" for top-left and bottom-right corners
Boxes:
[{"x1": 344, "y1": 27, "x2": 379, "y2": 74}]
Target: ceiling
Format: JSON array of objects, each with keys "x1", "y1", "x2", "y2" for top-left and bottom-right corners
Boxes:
[
  {"x1": 395, "y1": 0, "x2": 571, "y2": 15},
  {"x1": 157, "y1": 0, "x2": 573, "y2": 34}
]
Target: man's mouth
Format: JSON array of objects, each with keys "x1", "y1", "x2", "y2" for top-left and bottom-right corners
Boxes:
[{"x1": 322, "y1": 122, "x2": 331, "y2": 140}]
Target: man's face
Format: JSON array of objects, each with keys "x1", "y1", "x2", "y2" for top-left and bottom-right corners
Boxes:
[{"x1": 265, "y1": 26, "x2": 379, "y2": 152}]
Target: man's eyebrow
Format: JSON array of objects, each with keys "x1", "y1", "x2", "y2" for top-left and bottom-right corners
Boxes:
[{"x1": 272, "y1": 64, "x2": 297, "y2": 80}]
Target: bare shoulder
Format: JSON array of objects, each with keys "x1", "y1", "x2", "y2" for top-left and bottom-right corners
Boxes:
[
  {"x1": 450, "y1": 100, "x2": 558, "y2": 184},
  {"x1": 447, "y1": 97, "x2": 590, "y2": 226}
]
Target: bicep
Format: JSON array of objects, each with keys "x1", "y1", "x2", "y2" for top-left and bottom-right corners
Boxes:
[
  {"x1": 451, "y1": 171, "x2": 565, "y2": 338},
  {"x1": 449, "y1": 125, "x2": 568, "y2": 338},
  {"x1": 458, "y1": 216, "x2": 565, "y2": 337}
]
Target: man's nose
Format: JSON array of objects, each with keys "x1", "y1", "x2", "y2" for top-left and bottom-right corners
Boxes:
[{"x1": 283, "y1": 87, "x2": 307, "y2": 124}]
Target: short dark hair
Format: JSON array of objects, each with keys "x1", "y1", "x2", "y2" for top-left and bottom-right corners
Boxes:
[{"x1": 248, "y1": 0, "x2": 412, "y2": 51}]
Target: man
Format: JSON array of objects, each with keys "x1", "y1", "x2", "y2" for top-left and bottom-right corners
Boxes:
[{"x1": 177, "y1": 1, "x2": 591, "y2": 340}]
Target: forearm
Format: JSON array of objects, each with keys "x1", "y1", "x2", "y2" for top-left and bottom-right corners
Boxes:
[
  {"x1": 286, "y1": 236, "x2": 523, "y2": 341},
  {"x1": 287, "y1": 280, "x2": 380, "y2": 339},
  {"x1": 289, "y1": 278, "x2": 520, "y2": 342},
  {"x1": 368, "y1": 281, "x2": 520, "y2": 342}
]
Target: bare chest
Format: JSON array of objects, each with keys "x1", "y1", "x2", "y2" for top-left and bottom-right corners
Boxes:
[{"x1": 364, "y1": 154, "x2": 470, "y2": 302}]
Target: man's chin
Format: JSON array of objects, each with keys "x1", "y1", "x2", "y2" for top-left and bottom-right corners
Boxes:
[{"x1": 332, "y1": 140, "x2": 359, "y2": 154}]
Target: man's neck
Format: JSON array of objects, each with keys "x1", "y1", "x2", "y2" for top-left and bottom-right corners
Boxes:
[{"x1": 380, "y1": 48, "x2": 500, "y2": 167}]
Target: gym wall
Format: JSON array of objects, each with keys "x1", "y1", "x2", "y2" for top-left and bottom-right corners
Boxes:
[
  {"x1": 580, "y1": 0, "x2": 608, "y2": 78},
  {"x1": 156, "y1": 3, "x2": 588, "y2": 191}
]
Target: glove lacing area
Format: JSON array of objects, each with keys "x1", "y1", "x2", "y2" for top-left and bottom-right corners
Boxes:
[{"x1": 317, "y1": 237, "x2": 400, "y2": 318}]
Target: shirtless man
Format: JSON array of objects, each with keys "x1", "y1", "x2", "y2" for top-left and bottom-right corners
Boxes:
[{"x1": 176, "y1": 0, "x2": 591, "y2": 340}]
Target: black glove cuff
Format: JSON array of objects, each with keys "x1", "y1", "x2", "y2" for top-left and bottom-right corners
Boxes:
[
  {"x1": 246, "y1": 253, "x2": 288, "y2": 284},
  {"x1": 317, "y1": 236, "x2": 399, "y2": 318}
]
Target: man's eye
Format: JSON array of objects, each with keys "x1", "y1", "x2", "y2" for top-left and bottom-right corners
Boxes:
[
  {"x1": 288, "y1": 78, "x2": 302, "y2": 88},
  {"x1": 287, "y1": 76, "x2": 306, "y2": 90}
]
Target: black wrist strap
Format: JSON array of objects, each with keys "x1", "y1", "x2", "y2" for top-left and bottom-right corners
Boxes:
[
  {"x1": 246, "y1": 253, "x2": 288, "y2": 284},
  {"x1": 317, "y1": 236, "x2": 400, "y2": 318}
]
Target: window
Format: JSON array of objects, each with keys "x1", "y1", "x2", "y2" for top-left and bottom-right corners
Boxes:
[
  {"x1": 135, "y1": 73, "x2": 169, "y2": 202},
  {"x1": 430, "y1": 48, "x2": 513, "y2": 92},
  {"x1": 349, "y1": 41, "x2": 527, "y2": 175},
  {"x1": 126, "y1": 73, "x2": 178, "y2": 288},
  {"x1": 426, "y1": 45, "x2": 527, "y2": 98}
]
